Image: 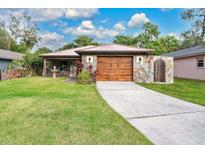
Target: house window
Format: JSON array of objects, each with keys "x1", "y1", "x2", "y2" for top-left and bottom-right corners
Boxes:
[{"x1": 196, "y1": 57, "x2": 204, "y2": 68}]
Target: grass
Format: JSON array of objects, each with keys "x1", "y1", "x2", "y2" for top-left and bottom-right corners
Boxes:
[
  {"x1": 139, "y1": 78, "x2": 205, "y2": 106},
  {"x1": 0, "y1": 77, "x2": 151, "y2": 144}
]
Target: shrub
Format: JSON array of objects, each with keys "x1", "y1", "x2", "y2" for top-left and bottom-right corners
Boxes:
[{"x1": 77, "y1": 70, "x2": 92, "y2": 83}]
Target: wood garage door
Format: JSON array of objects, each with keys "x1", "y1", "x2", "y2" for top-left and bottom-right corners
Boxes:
[{"x1": 96, "y1": 56, "x2": 133, "y2": 81}]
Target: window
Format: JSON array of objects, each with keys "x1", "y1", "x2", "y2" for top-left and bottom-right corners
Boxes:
[{"x1": 196, "y1": 56, "x2": 204, "y2": 68}]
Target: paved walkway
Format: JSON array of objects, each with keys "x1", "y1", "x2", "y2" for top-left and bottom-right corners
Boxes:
[{"x1": 96, "y1": 81, "x2": 205, "y2": 145}]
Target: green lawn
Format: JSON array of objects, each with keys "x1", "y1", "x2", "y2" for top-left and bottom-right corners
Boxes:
[
  {"x1": 139, "y1": 78, "x2": 205, "y2": 106},
  {"x1": 0, "y1": 77, "x2": 151, "y2": 144}
]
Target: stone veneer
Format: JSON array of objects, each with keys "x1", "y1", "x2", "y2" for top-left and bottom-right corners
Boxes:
[
  {"x1": 133, "y1": 55, "x2": 173, "y2": 83},
  {"x1": 81, "y1": 55, "x2": 97, "y2": 72},
  {"x1": 82, "y1": 55, "x2": 173, "y2": 83}
]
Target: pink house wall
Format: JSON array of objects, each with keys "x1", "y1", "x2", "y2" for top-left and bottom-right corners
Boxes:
[{"x1": 174, "y1": 55, "x2": 205, "y2": 80}]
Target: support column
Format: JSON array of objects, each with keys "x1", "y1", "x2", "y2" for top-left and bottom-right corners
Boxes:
[
  {"x1": 42, "y1": 58, "x2": 47, "y2": 77},
  {"x1": 0, "y1": 69, "x2": 2, "y2": 81}
]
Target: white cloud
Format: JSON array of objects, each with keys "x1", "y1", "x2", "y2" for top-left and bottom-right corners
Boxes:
[
  {"x1": 63, "y1": 20, "x2": 123, "y2": 39},
  {"x1": 51, "y1": 20, "x2": 68, "y2": 28},
  {"x1": 34, "y1": 31, "x2": 66, "y2": 50},
  {"x1": 0, "y1": 8, "x2": 99, "y2": 22},
  {"x1": 64, "y1": 8, "x2": 98, "y2": 19},
  {"x1": 113, "y1": 22, "x2": 126, "y2": 32},
  {"x1": 28, "y1": 9, "x2": 64, "y2": 21},
  {"x1": 128, "y1": 13, "x2": 150, "y2": 28},
  {"x1": 81, "y1": 20, "x2": 95, "y2": 29},
  {"x1": 0, "y1": 9, "x2": 24, "y2": 24}
]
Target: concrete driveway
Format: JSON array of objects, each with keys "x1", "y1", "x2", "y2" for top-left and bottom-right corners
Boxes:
[{"x1": 96, "y1": 81, "x2": 205, "y2": 145}]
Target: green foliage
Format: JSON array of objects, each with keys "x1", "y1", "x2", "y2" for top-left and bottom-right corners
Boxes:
[
  {"x1": 180, "y1": 9, "x2": 205, "y2": 48},
  {"x1": 8, "y1": 12, "x2": 40, "y2": 50},
  {"x1": 58, "y1": 43, "x2": 77, "y2": 51},
  {"x1": 0, "y1": 25, "x2": 11, "y2": 50},
  {"x1": 113, "y1": 22, "x2": 179, "y2": 55},
  {"x1": 35, "y1": 47, "x2": 52, "y2": 54},
  {"x1": 136, "y1": 22, "x2": 160, "y2": 48},
  {"x1": 57, "y1": 36, "x2": 100, "y2": 51},
  {"x1": 150, "y1": 36, "x2": 180, "y2": 55},
  {"x1": 0, "y1": 12, "x2": 40, "y2": 53},
  {"x1": 139, "y1": 78, "x2": 205, "y2": 107},
  {"x1": 113, "y1": 35, "x2": 135, "y2": 45},
  {"x1": 8, "y1": 59, "x2": 23, "y2": 70},
  {"x1": 74, "y1": 36, "x2": 100, "y2": 47},
  {"x1": 10, "y1": 42, "x2": 29, "y2": 53},
  {"x1": 8, "y1": 49, "x2": 49, "y2": 76},
  {"x1": 77, "y1": 70, "x2": 92, "y2": 83}
]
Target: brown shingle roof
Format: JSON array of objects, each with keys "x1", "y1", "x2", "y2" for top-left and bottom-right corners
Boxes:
[{"x1": 0, "y1": 49, "x2": 24, "y2": 60}]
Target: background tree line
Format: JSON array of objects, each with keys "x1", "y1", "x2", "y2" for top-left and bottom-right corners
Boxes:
[{"x1": 0, "y1": 9, "x2": 205, "y2": 75}]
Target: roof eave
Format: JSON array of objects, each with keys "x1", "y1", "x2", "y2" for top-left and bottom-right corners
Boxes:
[{"x1": 40, "y1": 55, "x2": 80, "y2": 58}]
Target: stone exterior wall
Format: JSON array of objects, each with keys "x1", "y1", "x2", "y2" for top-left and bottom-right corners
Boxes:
[
  {"x1": 133, "y1": 55, "x2": 173, "y2": 83},
  {"x1": 82, "y1": 54, "x2": 173, "y2": 83},
  {"x1": 81, "y1": 55, "x2": 97, "y2": 72}
]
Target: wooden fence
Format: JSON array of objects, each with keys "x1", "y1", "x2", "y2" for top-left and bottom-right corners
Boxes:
[{"x1": 0, "y1": 69, "x2": 27, "y2": 81}]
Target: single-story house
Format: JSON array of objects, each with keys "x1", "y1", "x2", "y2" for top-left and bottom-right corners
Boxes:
[
  {"x1": 164, "y1": 45, "x2": 205, "y2": 81},
  {"x1": 0, "y1": 49, "x2": 24, "y2": 71},
  {"x1": 41, "y1": 44, "x2": 173, "y2": 83}
]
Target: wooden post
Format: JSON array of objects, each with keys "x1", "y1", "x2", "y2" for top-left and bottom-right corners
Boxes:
[
  {"x1": 42, "y1": 58, "x2": 47, "y2": 77},
  {"x1": 0, "y1": 69, "x2": 2, "y2": 81}
]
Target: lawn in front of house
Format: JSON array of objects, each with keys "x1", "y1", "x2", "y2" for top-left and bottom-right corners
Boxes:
[
  {"x1": 139, "y1": 78, "x2": 205, "y2": 106},
  {"x1": 0, "y1": 77, "x2": 151, "y2": 144}
]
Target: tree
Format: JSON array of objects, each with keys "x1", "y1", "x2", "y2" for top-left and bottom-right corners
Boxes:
[
  {"x1": 8, "y1": 12, "x2": 40, "y2": 51},
  {"x1": 150, "y1": 36, "x2": 180, "y2": 55},
  {"x1": 181, "y1": 9, "x2": 205, "y2": 47},
  {"x1": 73, "y1": 36, "x2": 99, "y2": 47},
  {"x1": 30, "y1": 47, "x2": 52, "y2": 75},
  {"x1": 0, "y1": 24, "x2": 11, "y2": 50},
  {"x1": 35, "y1": 47, "x2": 52, "y2": 54},
  {"x1": 113, "y1": 35, "x2": 135, "y2": 45},
  {"x1": 135, "y1": 22, "x2": 160, "y2": 48},
  {"x1": 10, "y1": 42, "x2": 28, "y2": 53},
  {"x1": 58, "y1": 43, "x2": 77, "y2": 51},
  {"x1": 112, "y1": 22, "x2": 180, "y2": 55}
]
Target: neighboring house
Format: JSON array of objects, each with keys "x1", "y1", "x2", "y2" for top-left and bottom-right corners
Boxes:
[
  {"x1": 164, "y1": 45, "x2": 205, "y2": 81},
  {"x1": 0, "y1": 49, "x2": 24, "y2": 71},
  {"x1": 41, "y1": 44, "x2": 173, "y2": 83}
]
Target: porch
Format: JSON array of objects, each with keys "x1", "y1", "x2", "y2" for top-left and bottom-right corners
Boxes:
[{"x1": 42, "y1": 57, "x2": 79, "y2": 78}]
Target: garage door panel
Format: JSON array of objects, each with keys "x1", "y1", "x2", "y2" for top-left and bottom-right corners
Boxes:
[{"x1": 97, "y1": 56, "x2": 133, "y2": 81}]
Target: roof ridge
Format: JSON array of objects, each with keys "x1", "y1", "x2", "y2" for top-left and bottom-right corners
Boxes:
[
  {"x1": 111, "y1": 43, "x2": 153, "y2": 50},
  {"x1": 76, "y1": 43, "x2": 153, "y2": 52}
]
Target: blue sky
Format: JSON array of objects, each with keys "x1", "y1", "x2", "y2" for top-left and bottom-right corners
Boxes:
[{"x1": 0, "y1": 8, "x2": 191, "y2": 50}]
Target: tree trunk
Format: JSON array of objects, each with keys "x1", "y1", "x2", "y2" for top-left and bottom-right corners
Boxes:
[{"x1": 201, "y1": 16, "x2": 205, "y2": 38}]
